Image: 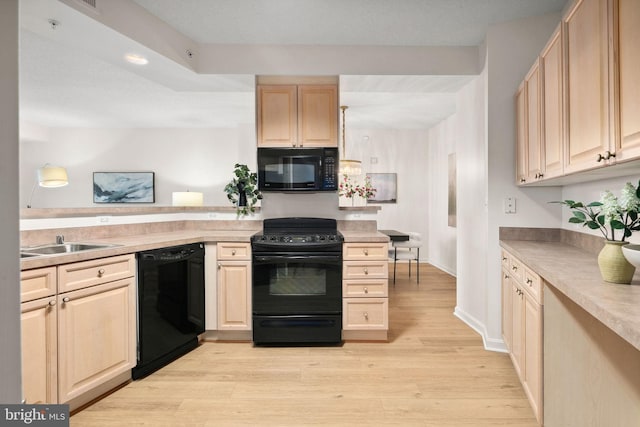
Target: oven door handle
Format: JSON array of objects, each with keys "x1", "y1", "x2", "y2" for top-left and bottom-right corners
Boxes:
[{"x1": 253, "y1": 255, "x2": 341, "y2": 264}]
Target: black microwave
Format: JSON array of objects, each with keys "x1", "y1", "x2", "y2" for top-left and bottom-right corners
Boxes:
[{"x1": 257, "y1": 147, "x2": 338, "y2": 192}]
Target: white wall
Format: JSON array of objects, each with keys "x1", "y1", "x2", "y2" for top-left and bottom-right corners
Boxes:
[
  {"x1": 20, "y1": 123, "x2": 256, "y2": 208},
  {"x1": 426, "y1": 116, "x2": 457, "y2": 275},
  {"x1": 0, "y1": 0, "x2": 22, "y2": 403},
  {"x1": 19, "y1": 123, "x2": 431, "y2": 240}
]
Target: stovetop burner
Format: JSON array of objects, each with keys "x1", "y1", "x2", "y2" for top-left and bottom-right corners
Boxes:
[{"x1": 251, "y1": 217, "x2": 343, "y2": 249}]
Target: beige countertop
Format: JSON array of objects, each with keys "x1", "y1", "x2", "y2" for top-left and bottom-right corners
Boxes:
[
  {"x1": 20, "y1": 229, "x2": 388, "y2": 270},
  {"x1": 500, "y1": 239, "x2": 640, "y2": 352}
]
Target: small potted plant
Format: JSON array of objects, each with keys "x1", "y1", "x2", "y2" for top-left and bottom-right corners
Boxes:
[
  {"x1": 224, "y1": 163, "x2": 262, "y2": 216},
  {"x1": 553, "y1": 180, "x2": 640, "y2": 284}
]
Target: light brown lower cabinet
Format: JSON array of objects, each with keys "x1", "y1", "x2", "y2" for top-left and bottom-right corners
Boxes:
[
  {"x1": 21, "y1": 295, "x2": 58, "y2": 404},
  {"x1": 217, "y1": 243, "x2": 252, "y2": 331},
  {"x1": 501, "y1": 249, "x2": 543, "y2": 425},
  {"x1": 20, "y1": 255, "x2": 136, "y2": 408},
  {"x1": 57, "y1": 277, "x2": 136, "y2": 403},
  {"x1": 342, "y1": 242, "x2": 389, "y2": 341}
]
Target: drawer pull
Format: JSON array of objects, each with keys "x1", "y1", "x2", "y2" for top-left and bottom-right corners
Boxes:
[
  {"x1": 502, "y1": 256, "x2": 507, "y2": 261},
  {"x1": 363, "y1": 287, "x2": 369, "y2": 294},
  {"x1": 526, "y1": 278, "x2": 533, "y2": 285},
  {"x1": 97, "y1": 268, "x2": 106, "y2": 277},
  {"x1": 48, "y1": 300, "x2": 56, "y2": 307},
  {"x1": 363, "y1": 268, "x2": 369, "y2": 275},
  {"x1": 512, "y1": 266, "x2": 518, "y2": 271},
  {"x1": 363, "y1": 249, "x2": 369, "y2": 256},
  {"x1": 232, "y1": 250, "x2": 236, "y2": 256},
  {"x1": 62, "y1": 297, "x2": 70, "y2": 303},
  {"x1": 363, "y1": 312, "x2": 369, "y2": 320},
  {"x1": 504, "y1": 274, "x2": 509, "y2": 279}
]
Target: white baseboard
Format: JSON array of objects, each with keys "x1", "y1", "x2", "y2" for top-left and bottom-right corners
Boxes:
[
  {"x1": 454, "y1": 306, "x2": 507, "y2": 353},
  {"x1": 424, "y1": 259, "x2": 457, "y2": 277}
]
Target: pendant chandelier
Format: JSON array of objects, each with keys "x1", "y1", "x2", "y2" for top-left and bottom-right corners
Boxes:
[{"x1": 339, "y1": 105, "x2": 362, "y2": 176}]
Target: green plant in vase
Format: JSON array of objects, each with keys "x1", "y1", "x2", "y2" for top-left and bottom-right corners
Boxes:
[
  {"x1": 552, "y1": 180, "x2": 640, "y2": 283},
  {"x1": 224, "y1": 163, "x2": 262, "y2": 216}
]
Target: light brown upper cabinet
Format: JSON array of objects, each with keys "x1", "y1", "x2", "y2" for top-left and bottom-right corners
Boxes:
[
  {"x1": 540, "y1": 25, "x2": 564, "y2": 180},
  {"x1": 257, "y1": 84, "x2": 338, "y2": 148},
  {"x1": 614, "y1": 0, "x2": 640, "y2": 162},
  {"x1": 563, "y1": 0, "x2": 614, "y2": 173},
  {"x1": 516, "y1": 82, "x2": 528, "y2": 184},
  {"x1": 515, "y1": 0, "x2": 640, "y2": 185},
  {"x1": 516, "y1": 60, "x2": 544, "y2": 185}
]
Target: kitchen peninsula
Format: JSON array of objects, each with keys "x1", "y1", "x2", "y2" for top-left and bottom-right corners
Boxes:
[{"x1": 19, "y1": 208, "x2": 389, "y2": 410}]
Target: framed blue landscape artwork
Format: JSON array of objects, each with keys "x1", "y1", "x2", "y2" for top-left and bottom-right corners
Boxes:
[{"x1": 93, "y1": 172, "x2": 155, "y2": 203}]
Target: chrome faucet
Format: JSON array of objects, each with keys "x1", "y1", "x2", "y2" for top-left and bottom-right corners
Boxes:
[{"x1": 56, "y1": 235, "x2": 64, "y2": 244}]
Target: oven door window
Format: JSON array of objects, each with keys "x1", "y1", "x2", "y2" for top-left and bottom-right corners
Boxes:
[
  {"x1": 253, "y1": 255, "x2": 342, "y2": 315},
  {"x1": 269, "y1": 264, "x2": 326, "y2": 296}
]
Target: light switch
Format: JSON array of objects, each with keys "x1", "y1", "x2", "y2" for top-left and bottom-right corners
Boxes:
[{"x1": 504, "y1": 197, "x2": 516, "y2": 214}]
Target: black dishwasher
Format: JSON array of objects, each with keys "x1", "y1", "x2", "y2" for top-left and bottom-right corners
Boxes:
[{"x1": 133, "y1": 243, "x2": 205, "y2": 379}]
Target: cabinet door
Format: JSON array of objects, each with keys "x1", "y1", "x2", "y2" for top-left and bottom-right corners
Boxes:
[
  {"x1": 297, "y1": 85, "x2": 338, "y2": 147},
  {"x1": 525, "y1": 60, "x2": 543, "y2": 181},
  {"x1": 541, "y1": 25, "x2": 564, "y2": 179},
  {"x1": 523, "y1": 292, "x2": 543, "y2": 424},
  {"x1": 257, "y1": 85, "x2": 297, "y2": 147},
  {"x1": 501, "y1": 267, "x2": 513, "y2": 352},
  {"x1": 57, "y1": 278, "x2": 136, "y2": 403},
  {"x1": 511, "y1": 283, "x2": 524, "y2": 380},
  {"x1": 564, "y1": 0, "x2": 613, "y2": 173},
  {"x1": 516, "y1": 82, "x2": 528, "y2": 185},
  {"x1": 21, "y1": 297, "x2": 57, "y2": 404},
  {"x1": 615, "y1": 0, "x2": 640, "y2": 161},
  {"x1": 217, "y1": 260, "x2": 251, "y2": 330}
]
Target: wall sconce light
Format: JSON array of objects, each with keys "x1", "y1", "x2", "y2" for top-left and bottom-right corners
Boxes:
[
  {"x1": 27, "y1": 164, "x2": 69, "y2": 208},
  {"x1": 172, "y1": 191, "x2": 204, "y2": 206}
]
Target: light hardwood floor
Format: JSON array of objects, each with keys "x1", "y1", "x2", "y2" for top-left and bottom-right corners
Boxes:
[{"x1": 71, "y1": 263, "x2": 538, "y2": 426}]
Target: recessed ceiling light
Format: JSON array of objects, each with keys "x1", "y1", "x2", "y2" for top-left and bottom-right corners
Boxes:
[{"x1": 124, "y1": 53, "x2": 148, "y2": 65}]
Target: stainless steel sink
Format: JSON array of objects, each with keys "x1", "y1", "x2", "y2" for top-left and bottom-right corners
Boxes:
[
  {"x1": 21, "y1": 242, "x2": 120, "y2": 256},
  {"x1": 20, "y1": 252, "x2": 38, "y2": 258}
]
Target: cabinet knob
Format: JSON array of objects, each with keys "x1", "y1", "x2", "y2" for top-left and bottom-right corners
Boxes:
[
  {"x1": 217, "y1": 263, "x2": 221, "y2": 270},
  {"x1": 502, "y1": 256, "x2": 507, "y2": 261},
  {"x1": 604, "y1": 150, "x2": 616, "y2": 160},
  {"x1": 519, "y1": 178, "x2": 526, "y2": 183},
  {"x1": 62, "y1": 297, "x2": 70, "y2": 303},
  {"x1": 48, "y1": 300, "x2": 56, "y2": 307},
  {"x1": 526, "y1": 278, "x2": 533, "y2": 285},
  {"x1": 363, "y1": 312, "x2": 369, "y2": 320},
  {"x1": 97, "y1": 268, "x2": 105, "y2": 277},
  {"x1": 535, "y1": 172, "x2": 544, "y2": 179},
  {"x1": 512, "y1": 266, "x2": 518, "y2": 271},
  {"x1": 596, "y1": 153, "x2": 604, "y2": 162},
  {"x1": 504, "y1": 274, "x2": 509, "y2": 279},
  {"x1": 363, "y1": 268, "x2": 369, "y2": 275},
  {"x1": 363, "y1": 287, "x2": 369, "y2": 294},
  {"x1": 231, "y1": 250, "x2": 236, "y2": 256},
  {"x1": 363, "y1": 249, "x2": 369, "y2": 256}
]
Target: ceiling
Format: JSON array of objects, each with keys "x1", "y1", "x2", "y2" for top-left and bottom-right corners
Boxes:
[{"x1": 18, "y1": 0, "x2": 566, "y2": 130}]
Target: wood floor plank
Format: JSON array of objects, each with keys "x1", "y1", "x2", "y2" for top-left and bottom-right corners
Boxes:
[{"x1": 71, "y1": 263, "x2": 536, "y2": 426}]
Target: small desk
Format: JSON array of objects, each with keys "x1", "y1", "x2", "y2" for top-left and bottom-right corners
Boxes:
[{"x1": 379, "y1": 229, "x2": 409, "y2": 242}]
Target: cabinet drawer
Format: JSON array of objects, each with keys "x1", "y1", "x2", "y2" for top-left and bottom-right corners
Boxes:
[
  {"x1": 343, "y1": 261, "x2": 388, "y2": 280},
  {"x1": 523, "y1": 266, "x2": 542, "y2": 304},
  {"x1": 343, "y1": 243, "x2": 389, "y2": 260},
  {"x1": 217, "y1": 242, "x2": 251, "y2": 260},
  {"x1": 21, "y1": 267, "x2": 57, "y2": 303},
  {"x1": 509, "y1": 256, "x2": 524, "y2": 283},
  {"x1": 343, "y1": 298, "x2": 388, "y2": 330},
  {"x1": 343, "y1": 279, "x2": 388, "y2": 298},
  {"x1": 58, "y1": 254, "x2": 135, "y2": 293}
]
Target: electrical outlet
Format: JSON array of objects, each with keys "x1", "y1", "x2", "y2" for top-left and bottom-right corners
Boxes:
[
  {"x1": 370, "y1": 157, "x2": 378, "y2": 164},
  {"x1": 96, "y1": 216, "x2": 110, "y2": 224},
  {"x1": 207, "y1": 212, "x2": 217, "y2": 219},
  {"x1": 504, "y1": 197, "x2": 516, "y2": 214}
]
